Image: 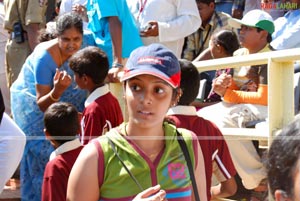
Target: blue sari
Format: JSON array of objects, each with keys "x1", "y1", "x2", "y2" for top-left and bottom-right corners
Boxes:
[{"x1": 10, "y1": 44, "x2": 87, "y2": 201}]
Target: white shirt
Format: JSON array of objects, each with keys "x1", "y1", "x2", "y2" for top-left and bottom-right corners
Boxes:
[
  {"x1": 0, "y1": 113, "x2": 26, "y2": 193},
  {"x1": 271, "y1": 9, "x2": 300, "y2": 50},
  {"x1": 84, "y1": 84, "x2": 110, "y2": 107},
  {"x1": 167, "y1": 105, "x2": 197, "y2": 116},
  {"x1": 49, "y1": 138, "x2": 82, "y2": 161},
  {"x1": 127, "y1": 0, "x2": 201, "y2": 58},
  {"x1": 59, "y1": 0, "x2": 87, "y2": 15}
]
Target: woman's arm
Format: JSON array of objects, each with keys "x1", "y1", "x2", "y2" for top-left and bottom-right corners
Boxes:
[
  {"x1": 67, "y1": 142, "x2": 100, "y2": 201},
  {"x1": 223, "y1": 84, "x2": 268, "y2": 105},
  {"x1": 36, "y1": 69, "x2": 72, "y2": 112}
]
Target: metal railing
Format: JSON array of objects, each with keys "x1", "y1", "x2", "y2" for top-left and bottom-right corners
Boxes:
[{"x1": 110, "y1": 48, "x2": 300, "y2": 147}]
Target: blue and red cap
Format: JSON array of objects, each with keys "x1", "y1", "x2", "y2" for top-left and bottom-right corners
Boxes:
[{"x1": 121, "y1": 43, "x2": 181, "y2": 88}]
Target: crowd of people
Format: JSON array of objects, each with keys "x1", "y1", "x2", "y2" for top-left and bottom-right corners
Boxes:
[{"x1": 0, "y1": 0, "x2": 300, "y2": 200}]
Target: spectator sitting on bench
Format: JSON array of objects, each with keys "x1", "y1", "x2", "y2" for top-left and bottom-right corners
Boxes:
[{"x1": 197, "y1": 9, "x2": 274, "y2": 200}]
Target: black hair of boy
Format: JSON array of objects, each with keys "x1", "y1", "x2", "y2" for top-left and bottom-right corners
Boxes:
[
  {"x1": 44, "y1": 102, "x2": 79, "y2": 145},
  {"x1": 214, "y1": 30, "x2": 240, "y2": 56},
  {"x1": 196, "y1": 0, "x2": 214, "y2": 5},
  {"x1": 266, "y1": 115, "x2": 300, "y2": 198},
  {"x1": 178, "y1": 59, "x2": 200, "y2": 105},
  {"x1": 69, "y1": 46, "x2": 109, "y2": 85}
]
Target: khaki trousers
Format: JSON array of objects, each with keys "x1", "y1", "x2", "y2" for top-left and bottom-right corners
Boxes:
[{"x1": 5, "y1": 39, "x2": 31, "y2": 88}]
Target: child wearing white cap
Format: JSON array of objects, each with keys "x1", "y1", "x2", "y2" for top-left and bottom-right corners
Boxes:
[
  {"x1": 198, "y1": 9, "x2": 275, "y2": 200},
  {"x1": 67, "y1": 43, "x2": 208, "y2": 201}
]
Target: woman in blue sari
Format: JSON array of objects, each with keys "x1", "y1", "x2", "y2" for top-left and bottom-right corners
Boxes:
[{"x1": 10, "y1": 13, "x2": 88, "y2": 201}]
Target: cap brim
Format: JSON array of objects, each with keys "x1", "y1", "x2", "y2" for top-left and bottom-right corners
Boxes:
[
  {"x1": 228, "y1": 18, "x2": 255, "y2": 29},
  {"x1": 120, "y1": 65, "x2": 177, "y2": 88}
]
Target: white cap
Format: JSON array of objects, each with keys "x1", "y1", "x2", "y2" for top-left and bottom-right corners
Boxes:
[{"x1": 229, "y1": 9, "x2": 275, "y2": 34}]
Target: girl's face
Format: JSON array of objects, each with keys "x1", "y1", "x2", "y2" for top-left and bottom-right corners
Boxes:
[
  {"x1": 125, "y1": 74, "x2": 175, "y2": 128},
  {"x1": 58, "y1": 26, "x2": 82, "y2": 57}
]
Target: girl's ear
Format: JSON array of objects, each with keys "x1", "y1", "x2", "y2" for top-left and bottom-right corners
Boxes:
[
  {"x1": 176, "y1": 88, "x2": 183, "y2": 102},
  {"x1": 215, "y1": 43, "x2": 223, "y2": 53},
  {"x1": 216, "y1": 44, "x2": 229, "y2": 57},
  {"x1": 170, "y1": 88, "x2": 182, "y2": 107}
]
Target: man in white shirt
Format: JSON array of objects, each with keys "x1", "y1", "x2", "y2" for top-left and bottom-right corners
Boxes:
[
  {"x1": 270, "y1": 0, "x2": 300, "y2": 50},
  {"x1": 126, "y1": 0, "x2": 201, "y2": 58},
  {"x1": 59, "y1": 0, "x2": 87, "y2": 15}
]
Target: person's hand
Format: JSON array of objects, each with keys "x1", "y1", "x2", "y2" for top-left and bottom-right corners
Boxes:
[
  {"x1": 212, "y1": 73, "x2": 232, "y2": 97},
  {"x1": 132, "y1": 185, "x2": 167, "y2": 201},
  {"x1": 53, "y1": 69, "x2": 72, "y2": 94},
  {"x1": 140, "y1": 21, "x2": 159, "y2": 37},
  {"x1": 107, "y1": 67, "x2": 123, "y2": 83},
  {"x1": 72, "y1": 4, "x2": 88, "y2": 22}
]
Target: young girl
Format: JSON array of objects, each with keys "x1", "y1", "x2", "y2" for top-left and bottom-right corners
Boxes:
[
  {"x1": 67, "y1": 44, "x2": 207, "y2": 201},
  {"x1": 203, "y1": 30, "x2": 240, "y2": 103},
  {"x1": 192, "y1": 30, "x2": 240, "y2": 108}
]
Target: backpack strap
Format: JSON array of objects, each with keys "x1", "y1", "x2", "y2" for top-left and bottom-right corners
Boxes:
[
  {"x1": 106, "y1": 136, "x2": 144, "y2": 191},
  {"x1": 176, "y1": 130, "x2": 200, "y2": 201}
]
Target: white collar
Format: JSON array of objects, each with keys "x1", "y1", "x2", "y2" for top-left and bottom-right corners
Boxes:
[
  {"x1": 85, "y1": 84, "x2": 110, "y2": 107},
  {"x1": 49, "y1": 138, "x2": 82, "y2": 161},
  {"x1": 167, "y1": 105, "x2": 197, "y2": 116}
]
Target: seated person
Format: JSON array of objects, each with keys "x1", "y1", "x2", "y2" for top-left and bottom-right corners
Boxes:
[
  {"x1": 266, "y1": 114, "x2": 300, "y2": 201},
  {"x1": 197, "y1": 9, "x2": 275, "y2": 200},
  {"x1": 192, "y1": 29, "x2": 240, "y2": 108},
  {"x1": 42, "y1": 102, "x2": 83, "y2": 201},
  {"x1": 167, "y1": 59, "x2": 237, "y2": 200},
  {"x1": 182, "y1": 0, "x2": 233, "y2": 61}
]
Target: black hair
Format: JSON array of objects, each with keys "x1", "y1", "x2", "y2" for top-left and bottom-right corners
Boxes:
[
  {"x1": 196, "y1": 0, "x2": 214, "y2": 5},
  {"x1": 0, "y1": 89, "x2": 4, "y2": 124},
  {"x1": 69, "y1": 46, "x2": 109, "y2": 85},
  {"x1": 256, "y1": 28, "x2": 273, "y2": 43},
  {"x1": 266, "y1": 114, "x2": 300, "y2": 199},
  {"x1": 49, "y1": 0, "x2": 61, "y2": 22},
  {"x1": 44, "y1": 102, "x2": 79, "y2": 145},
  {"x1": 38, "y1": 28, "x2": 58, "y2": 42},
  {"x1": 177, "y1": 59, "x2": 200, "y2": 105},
  {"x1": 213, "y1": 30, "x2": 240, "y2": 56},
  {"x1": 56, "y1": 12, "x2": 83, "y2": 36}
]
